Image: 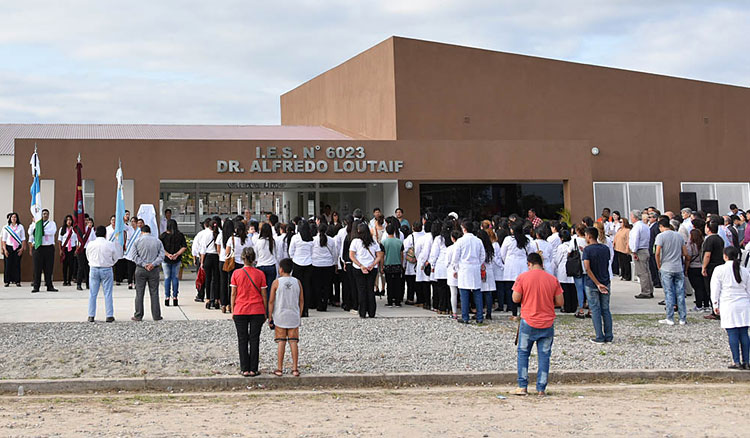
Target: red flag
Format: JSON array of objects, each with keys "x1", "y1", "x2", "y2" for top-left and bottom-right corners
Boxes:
[{"x1": 74, "y1": 155, "x2": 85, "y2": 239}]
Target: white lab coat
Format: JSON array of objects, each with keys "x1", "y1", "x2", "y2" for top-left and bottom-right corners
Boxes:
[
  {"x1": 415, "y1": 233, "x2": 433, "y2": 282},
  {"x1": 532, "y1": 239, "x2": 555, "y2": 277},
  {"x1": 500, "y1": 235, "x2": 534, "y2": 282},
  {"x1": 430, "y1": 236, "x2": 449, "y2": 280},
  {"x1": 449, "y1": 233, "x2": 485, "y2": 290},
  {"x1": 445, "y1": 244, "x2": 458, "y2": 287},
  {"x1": 403, "y1": 233, "x2": 417, "y2": 276},
  {"x1": 491, "y1": 241, "x2": 504, "y2": 283},
  {"x1": 554, "y1": 241, "x2": 574, "y2": 284},
  {"x1": 547, "y1": 232, "x2": 561, "y2": 253},
  {"x1": 710, "y1": 261, "x2": 750, "y2": 329}
]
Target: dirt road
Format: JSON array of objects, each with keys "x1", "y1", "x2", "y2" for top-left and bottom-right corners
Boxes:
[{"x1": 1, "y1": 383, "x2": 748, "y2": 437}]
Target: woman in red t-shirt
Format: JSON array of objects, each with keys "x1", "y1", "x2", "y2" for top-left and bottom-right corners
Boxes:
[{"x1": 230, "y1": 247, "x2": 268, "y2": 377}]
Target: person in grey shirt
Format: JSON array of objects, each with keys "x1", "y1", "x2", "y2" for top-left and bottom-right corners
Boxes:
[
  {"x1": 655, "y1": 217, "x2": 689, "y2": 325},
  {"x1": 131, "y1": 225, "x2": 165, "y2": 321}
]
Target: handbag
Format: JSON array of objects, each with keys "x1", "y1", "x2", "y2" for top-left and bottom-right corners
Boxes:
[
  {"x1": 405, "y1": 235, "x2": 417, "y2": 264},
  {"x1": 222, "y1": 237, "x2": 236, "y2": 272},
  {"x1": 565, "y1": 239, "x2": 584, "y2": 277},
  {"x1": 195, "y1": 266, "x2": 205, "y2": 291}
]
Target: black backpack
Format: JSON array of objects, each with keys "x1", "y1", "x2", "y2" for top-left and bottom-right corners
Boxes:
[{"x1": 565, "y1": 239, "x2": 584, "y2": 277}]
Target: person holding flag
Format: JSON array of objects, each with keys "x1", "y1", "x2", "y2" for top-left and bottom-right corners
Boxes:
[
  {"x1": 29, "y1": 148, "x2": 58, "y2": 293},
  {"x1": 111, "y1": 162, "x2": 129, "y2": 286},
  {"x1": 2, "y1": 212, "x2": 26, "y2": 287},
  {"x1": 71, "y1": 153, "x2": 92, "y2": 291}
]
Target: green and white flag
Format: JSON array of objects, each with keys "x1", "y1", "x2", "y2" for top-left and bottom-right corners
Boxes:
[{"x1": 29, "y1": 149, "x2": 43, "y2": 249}]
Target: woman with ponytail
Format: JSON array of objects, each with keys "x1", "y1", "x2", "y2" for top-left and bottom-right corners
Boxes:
[{"x1": 710, "y1": 246, "x2": 750, "y2": 369}]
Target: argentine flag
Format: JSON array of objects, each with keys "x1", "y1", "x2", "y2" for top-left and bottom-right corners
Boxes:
[
  {"x1": 29, "y1": 150, "x2": 43, "y2": 249},
  {"x1": 114, "y1": 164, "x2": 126, "y2": 247}
]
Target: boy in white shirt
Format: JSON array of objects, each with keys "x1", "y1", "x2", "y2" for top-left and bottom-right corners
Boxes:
[{"x1": 267, "y1": 258, "x2": 304, "y2": 377}]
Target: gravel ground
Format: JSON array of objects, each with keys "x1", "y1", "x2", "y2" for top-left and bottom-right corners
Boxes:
[{"x1": 0, "y1": 314, "x2": 732, "y2": 379}]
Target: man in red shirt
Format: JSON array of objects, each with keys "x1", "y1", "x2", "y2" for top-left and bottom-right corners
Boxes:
[
  {"x1": 512, "y1": 252, "x2": 564, "y2": 396},
  {"x1": 527, "y1": 209, "x2": 543, "y2": 229}
]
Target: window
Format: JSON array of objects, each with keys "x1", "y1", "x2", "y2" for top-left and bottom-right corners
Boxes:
[
  {"x1": 420, "y1": 183, "x2": 564, "y2": 220},
  {"x1": 123, "y1": 179, "x2": 135, "y2": 213},
  {"x1": 83, "y1": 179, "x2": 95, "y2": 218},
  {"x1": 681, "y1": 182, "x2": 750, "y2": 213},
  {"x1": 40, "y1": 179, "x2": 55, "y2": 221},
  {"x1": 593, "y1": 182, "x2": 664, "y2": 217}
]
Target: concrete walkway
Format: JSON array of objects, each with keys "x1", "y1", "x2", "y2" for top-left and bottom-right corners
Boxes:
[{"x1": 0, "y1": 277, "x2": 673, "y2": 323}]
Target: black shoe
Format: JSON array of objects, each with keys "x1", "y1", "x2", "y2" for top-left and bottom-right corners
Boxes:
[
  {"x1": 165, "y1": 299, "x2": 170, "y2": 307},
  {"x1": 173, "y1": 298, "x2": 178, "y2": 307},
  {"x1": 16, "y1": 283, "x2": 21, "y2": 287},
  {"x1": 47, "y1": 287, "x2": 59, "y2": 292},
  {"x1": 128, "y1": 284, "x2": 133, "y2": 290},
  {"x1": 341, "y1": 305, "x2": 350, "y2": 311},
  {"x1": 634, "y1": 294, "x2": 653, "y2": 299},
  {"x1": 76, "y1": 285, "x2": 83, "y2": 291},
  {"x1": 728, "y1": 363, "x2": 741, "y2": 370},
  {"x1": 4, "y1": 283, "x2": 9, "y2": 287},
  {"x1": 153, "y1": 317, "x2": 163, "y2": 321},
  {"x1": 116, "y1": 282, "x2": 122, "y2": 286},
  {"x1": 486, "y1": 315, "x2": 493, "y2": 320},
  {"x1": 658, "y1": 300, "x2": 666, "y2": 306},
  {"x1": 205, "y1": 300, "x2": 212, "y2": 309},
  {"x1": 213, "y1": 301, "x2": 221, "y2": 310},
  {"x1": 87, "y1": 316, "x2": 95, "y2": 322},
  {"x1": 31, "y1": 288, "x2": 39, "y2": 293},
  {"x1": 105, "y1": 317, "x2": 115, "y2": 323},
  {"x1": 194, "y1": 296, "x2": 204, "y2": 302},
  {"x1": 130, "y1": 316, "x2": 142, "y2": 322}
]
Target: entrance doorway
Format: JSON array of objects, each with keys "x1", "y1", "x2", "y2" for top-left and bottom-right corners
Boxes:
[{"x1": 160, "y1": 181, "x2": 397, "y2": 235}]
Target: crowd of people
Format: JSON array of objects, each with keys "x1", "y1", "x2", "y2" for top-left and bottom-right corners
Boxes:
[{"x1": 4, "y1": 201, "x2": 750, "y2": 382}]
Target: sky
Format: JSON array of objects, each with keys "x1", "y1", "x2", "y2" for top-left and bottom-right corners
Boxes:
[{"x1": 0, "y1": 1, "x2": 748, "y2": 125}]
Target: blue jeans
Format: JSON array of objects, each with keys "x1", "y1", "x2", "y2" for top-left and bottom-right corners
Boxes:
[
  {"x1": 459, "y1": 288, "x2": 483, "y2": 323},
  {"x1": 726, "y1": 327, "x2": 750, "y2": 365},
  {"x1": 483, "y1": 291, "x2": 493, "y2": 318},
  {"x1": 89, "y1": 267, "x2": 114, "y2": 318},
  {"x1": 574, "y1": 276, "x2": 586, "y2": 309},
  {"x1": 660, "y1": 270, "x2": 686, "y2": 321},
  {"x1": 584, "y1": 282, "x2": 613, "y2": 342},
  {"x1": 258, "y1": 265, "x2": 277, "y2": 291},
  {"x1": 517, "y1": 319, "x2": 554, "y2": 392},
  {"x1": 162, "y1": 262, "x2": 180, "y2": 298}
]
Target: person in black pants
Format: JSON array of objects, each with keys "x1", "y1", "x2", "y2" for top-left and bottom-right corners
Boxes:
[
  {"x1": 76, "y1": 216, "x2": 94, "y2": 290},
  {"x1": 230, "y1": 247, "x2": 268, "y2": 377},
  {"x1": 3, "y1": 212, "x2": 25, "y2": 287},
  {"x1": 349, "y1": 222, "x2": 384, "y2": 318},
  {"x1": 31, "y1": 209, "x2": 58, "y2": 293},
  {"x1": 58, "y1": 215, "x2": 78, "y2": 286},
  {"x1": 340, "y1": 216, "x2": 357, "y2": 311},
  {"x1": 201, "y1": 219, "x2": 221, "y2": 309}
]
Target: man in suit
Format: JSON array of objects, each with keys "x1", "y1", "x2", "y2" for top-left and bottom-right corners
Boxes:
[{"x1": 647, "y1": 211, "x2": 662, "y2": 289}]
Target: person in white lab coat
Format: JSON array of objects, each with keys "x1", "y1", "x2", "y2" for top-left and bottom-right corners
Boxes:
[
  {"x1": 415, "y1": 221, "x2": 435, "y2": 309},
  {"x1": 403, "y1": 221, "x2": 421, "y2": 305},
  {"x1": 710, "y1": 247, "x2": 750, "y2": 369},
  {"x1": 500, "y1": 222, "x2": 534, "y2": 321},
  {"x1": 450, "y1": 220, "x2": 486, "y2": 324},
  {"x1": 446, "y1": 229, "x2": 461, "y2": 319},
  {"x1": 530, "y1": 226, "x2": 555, "y2": 277},
  {"x1": 429, "y1": 223, "x2": 451, "y2": 314},
  {"x1": 554, "y1": 229, "x2": 578, "y2": 313},
  {"x1": 477, "y1": 229, "x2": 496, "y2": 320}
]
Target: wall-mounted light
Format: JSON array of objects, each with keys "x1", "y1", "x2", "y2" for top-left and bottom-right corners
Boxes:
[
  {"x1": 404, "y1": 181, "x2": 414, "y2": 190},
  {"x1": 591, "y1": 147, "x2": 600, "y2": 156}
]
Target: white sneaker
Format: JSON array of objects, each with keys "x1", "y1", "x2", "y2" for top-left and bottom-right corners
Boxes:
[
  {"x1": 658, "y1": 318, "x2": 675, "y2": 325},
  {"x1": 679, "y1": 320, "x2": 687, "y2": 325}
]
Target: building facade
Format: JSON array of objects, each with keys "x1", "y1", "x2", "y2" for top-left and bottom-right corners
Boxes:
[{"x1": 3, "y1": 36, "x2": 749, "y2": 270}]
